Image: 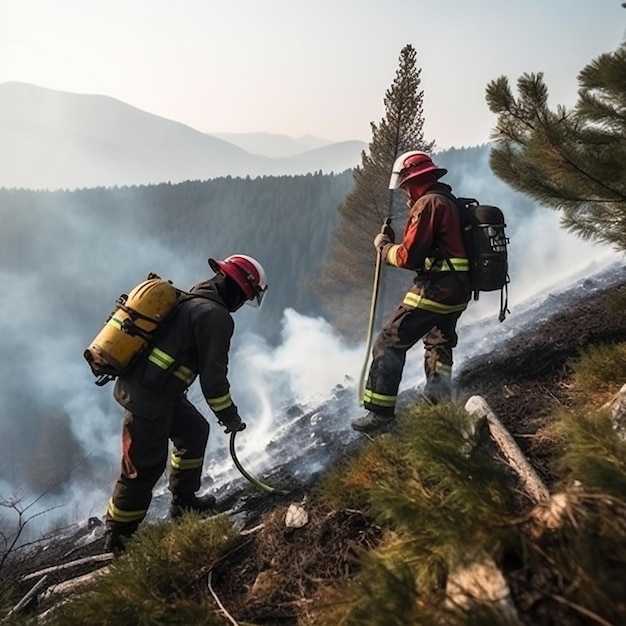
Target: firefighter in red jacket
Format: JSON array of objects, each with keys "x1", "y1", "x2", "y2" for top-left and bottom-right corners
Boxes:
[
  {"x1": 352, "y1": 151, "x2": 471, "y2": 434},
  {"x1": 104, "y1": 254, "x2": 268, "y2": 553}
]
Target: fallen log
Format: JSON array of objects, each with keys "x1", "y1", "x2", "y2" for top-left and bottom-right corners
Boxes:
[
  {"x1": 20, "y1": 553, "x2": 114, "y2": 582},
  {"x1": 464, "y1": 395, "x2": 550, "y2": 504},
  {"x1": 40, "y1": 567, "x2": 110, "y2": 603}
]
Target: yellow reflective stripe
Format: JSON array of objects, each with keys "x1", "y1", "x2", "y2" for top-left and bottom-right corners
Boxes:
[
  {"x1": 148, "y1": 346, "x2": 174, "y2": 369},
  {"x1": 107, "y1": 498, "x2": 147, "y2": 523},
  {"x1": 170, "y1": 453, "x2": 203, "y2": 470},
  {"x1": 403, "y1": 292, "x2": 467, "y2": 314},
  {"x1": 430, "y1": 258, "x2": 470, "y2": 272},
  {"x1": 172, "y1": 365, "x2": 195, "y2": 385},
  {"x1": 436, "y1": 362, "x2": 452, "y2": 376},
  {"x1": 385, "y1": 244, "x2": 402, "y2": 267},
  {"x1": 363, "y1": 389, "x2": 396, "y2": 408},
  {"x1": 206, "y1": 392, "x2": 233, "y2": 412},
  {"x1": 148, "y1": 347, "x2": 196, "y2": 384},
  {"x1": 107, "y1": 316, "x2": 124, "y2": 330}
]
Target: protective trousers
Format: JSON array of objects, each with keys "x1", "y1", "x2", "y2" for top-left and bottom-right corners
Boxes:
[
  {"x1": 363, "y1": 303, "x2": 463, "y2": 416},
  {"x1": 106, "y1": 396, "x2": 209, "y2": 535}
]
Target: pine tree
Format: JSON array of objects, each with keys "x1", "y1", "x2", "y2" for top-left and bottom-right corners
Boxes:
[
  {"x1": 485, "y1": 41, "x2": 626, "y2": 251},
  {"x1": 316, "y1": 44, "x2": 434, "y2": 339}
]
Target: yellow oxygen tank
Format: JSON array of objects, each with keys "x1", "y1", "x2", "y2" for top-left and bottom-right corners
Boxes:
[{"x1": 84, "y1": 274, "x2": 179, "y2": 385}]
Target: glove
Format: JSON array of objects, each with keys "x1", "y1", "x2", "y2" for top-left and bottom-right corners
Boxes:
[
  {"x1": 219, "y1": 412, "x2": 247, "y2": 434},
  {"x1": 374, "y1": 232, "x2": 391, "y2": 250},
  {"x1": 381, "y1": 223, "x2": 395, "y2": 242},
  {"x1": 373, "y1": 222, "x2": 395, "y2": 250}
]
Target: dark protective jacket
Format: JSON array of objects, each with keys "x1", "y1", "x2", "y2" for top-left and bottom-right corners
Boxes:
[
  {"x1": 381, "y1": 182, "x2": 472, "y2": 311},
  {"x1": 113, "y1": 278, "x2": 238, "y2": 422}
]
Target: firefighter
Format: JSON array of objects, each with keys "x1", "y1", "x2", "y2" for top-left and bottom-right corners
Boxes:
[
  {"x1": 351, "y1": 151, "x2": 472, "y2": 434},
  {"x1": 104, "y1": 254, "x2": 268, "y2": 553}
]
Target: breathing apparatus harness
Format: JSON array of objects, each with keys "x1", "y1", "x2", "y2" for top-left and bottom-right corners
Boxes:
[{"x1": 85, "y1": 274, "x2": 226, "y2": 386}]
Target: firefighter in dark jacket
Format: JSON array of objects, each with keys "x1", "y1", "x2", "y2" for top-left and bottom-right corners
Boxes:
[
  {"x1": 104, "y1": 254, "x2": 269, "y2": 553},
  {"x1": 352, "y1": 151, "x2": 471, "y2": 434}
]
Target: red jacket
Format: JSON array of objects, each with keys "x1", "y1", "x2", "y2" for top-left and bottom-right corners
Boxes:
[
  {"x1": 382, "y1": 182, "x2": 471, "y2": 310},
  {"x1": 383, "y1": 182, "x2": 467, "y2": 270}
]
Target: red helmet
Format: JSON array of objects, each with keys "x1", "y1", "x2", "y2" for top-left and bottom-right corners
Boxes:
[
  {"x1": 208, "y1": 254, "x2": 268, "y2": 307},
  {"x1": 388, "y1": 151, "x2": 447, "y2": 189}
]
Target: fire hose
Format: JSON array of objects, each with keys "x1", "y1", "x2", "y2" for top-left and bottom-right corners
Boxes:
[{"x1": 229, "y1": 431, "x2": 289, "y2": 494}]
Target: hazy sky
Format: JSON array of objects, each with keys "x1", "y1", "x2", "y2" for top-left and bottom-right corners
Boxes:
[{"x1": 1, "y1": 1, "x2": 624, "y2": 148}]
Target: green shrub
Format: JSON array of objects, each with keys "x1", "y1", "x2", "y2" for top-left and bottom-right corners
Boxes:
[
  {"x1": 552, "y1": 408, "x2": 626, "y2": 498},
  {"x1": 47, "y1": 514, "x2": 239, "y2": 625},
  {"x1": 309, "y1": 404, "x2": 519, "y2": 624}
]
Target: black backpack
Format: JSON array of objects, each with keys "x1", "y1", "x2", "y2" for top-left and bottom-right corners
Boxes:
[{"x1": 435, "y1": 194, "x2": 510, "y2": 322}]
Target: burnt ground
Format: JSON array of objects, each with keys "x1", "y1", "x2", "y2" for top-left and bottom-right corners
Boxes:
[
  {"x1": 456, "y1": 274, "x2": 626, "y2": 486},
  {"x1": 3, "y1": 270, "x2": 626, "y2": 625}
]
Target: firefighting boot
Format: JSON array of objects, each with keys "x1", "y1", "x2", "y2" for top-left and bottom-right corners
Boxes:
[
  {"x1": 350, "y1": 411, "x2": 395, "y2": 434},
  {"x1": 169, "y1": 493, "x2": 217, "y2": 519},
  {"x1": 422, "y1": 378, "x2": 453, "y2": 405},
  {"x1": 103, "y1": 523, "x2": 137, "y2": 556},
  {"x1": 103, "y1": 530, "x2": 127, "y2": 555}
]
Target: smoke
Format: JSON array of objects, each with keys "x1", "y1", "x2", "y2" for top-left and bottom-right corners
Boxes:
[
  {"x1": 0, "y1": 175, "x2": 623, "y2": 542},
  {"x1": 236, "y1": 309, "x2": 362, "y2": 407}
]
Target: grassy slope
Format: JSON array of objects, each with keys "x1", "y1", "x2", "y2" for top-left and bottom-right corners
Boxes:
[{"x1": 3, "y1": 293, "x2": 626, "y2": 626}]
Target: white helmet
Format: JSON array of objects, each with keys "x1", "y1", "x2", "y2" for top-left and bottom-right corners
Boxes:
[{"x1": 389, "y1": 151, "x2": 447, "y2": 189}]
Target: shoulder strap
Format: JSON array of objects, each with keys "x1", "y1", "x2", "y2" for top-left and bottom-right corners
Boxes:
[{"x1": 420, "y1": 191, "x2": 477, "y2": 300}]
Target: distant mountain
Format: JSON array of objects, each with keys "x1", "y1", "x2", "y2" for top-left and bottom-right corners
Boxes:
[
  {"x1": 210, "y1": 132, "x2": 333, "y2": 158},
  {"x1": 275, "y1": 140, "x2": 366, "y2": 174},
  {"x1": 0, "y1": 82, "x2": 366, "y2": 190}
]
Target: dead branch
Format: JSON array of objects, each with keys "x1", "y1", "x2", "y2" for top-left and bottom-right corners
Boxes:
[
  {"x1": 0, "y1": 453, "x2": 97, "y2": 573},
  {"x1": 4, "y1": 575, "x2": 49, "y2": 619},
  {"x1": 19, "y1": 553, "x2": 114, "y2": 582},
  {"x1": 465, "y1": 395, "x2": 550, "y2": 504},
  {"x1": 207, "y1": 569, "x2": 239, "y2": 626},
  {"x1": 40, "y1": 567, "x2": 110, "y2": 602},
  {"x1": 240, "y1": 523, "x2": 265, "y2": 536},
  {"x1": 541, "y1": 590, "x2": 615, "y2": 626}
]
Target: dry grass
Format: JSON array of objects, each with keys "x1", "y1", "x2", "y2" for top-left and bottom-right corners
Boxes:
[{"x1": 43, "y1": 514, "x2": 239, "y2": 626}]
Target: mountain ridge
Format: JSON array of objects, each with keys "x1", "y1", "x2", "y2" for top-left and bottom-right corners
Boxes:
[
  {"x1": 0, "y1": 82, "x2": 367, "y2": 189},
  {"x1": 210, "y1": 131, "x2": 333, "y2": 158}
]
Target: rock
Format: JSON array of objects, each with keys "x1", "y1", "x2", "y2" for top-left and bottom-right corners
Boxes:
[
  {"x1": 446, "y1": 554, "x2": 521, "y2": 624},
  {"x1": 285, "y1": 504, "x2": 308, "y2": 528}
]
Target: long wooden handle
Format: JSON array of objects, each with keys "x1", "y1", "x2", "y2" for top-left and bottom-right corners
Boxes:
[{"x1": 356, "y1": 218, "x2": 392, "y2": 406}]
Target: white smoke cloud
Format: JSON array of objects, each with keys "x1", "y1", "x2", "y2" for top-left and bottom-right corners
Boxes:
[{"x1": 1, "y1": 178, "x2": 623, "y2": 541}]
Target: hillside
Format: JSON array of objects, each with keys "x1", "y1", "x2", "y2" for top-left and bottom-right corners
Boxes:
[
  {"x1": 0, "y1": 82, "x2": 366, "y2": 189},
  {"x1": 3, "y1": 268, "x2": 625, "y2": 625}
]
